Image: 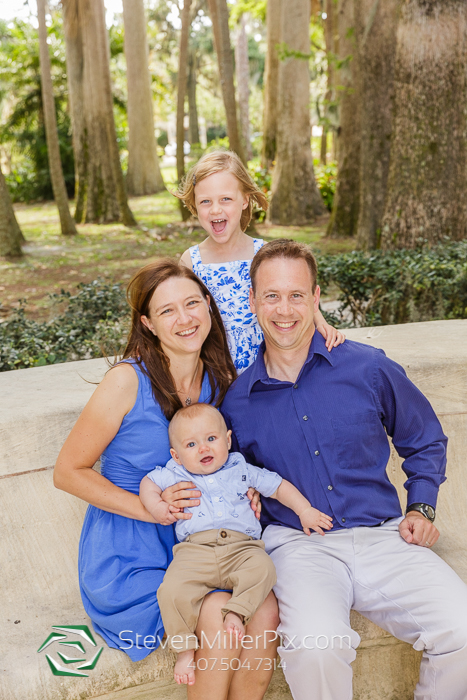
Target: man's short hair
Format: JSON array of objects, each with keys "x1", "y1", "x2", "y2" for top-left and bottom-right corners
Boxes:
[{"x1": 249, "y1": 239, "x2": 318, "y2": 294}]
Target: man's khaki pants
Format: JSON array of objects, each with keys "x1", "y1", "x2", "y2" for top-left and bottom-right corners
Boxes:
[{"x1": 157, "y1": 528, "x2": 277, "y2": 652}]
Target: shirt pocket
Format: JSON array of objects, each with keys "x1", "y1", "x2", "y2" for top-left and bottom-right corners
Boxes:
[{"x1": 332, "y1": 411, "x2": 383, "y2": 469}]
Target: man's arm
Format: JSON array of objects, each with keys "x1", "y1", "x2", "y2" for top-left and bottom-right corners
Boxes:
[{"x1": 375, "y1": 351, "x2": 447, "y2": 546}]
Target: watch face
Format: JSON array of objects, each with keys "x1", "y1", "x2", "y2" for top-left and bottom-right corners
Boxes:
[
  {"x1": 408, "y1": 504, "x2": 435, "y2": 522},
  {"x1": 424, "y1": 505, "x2": 435, "y2": 520}
]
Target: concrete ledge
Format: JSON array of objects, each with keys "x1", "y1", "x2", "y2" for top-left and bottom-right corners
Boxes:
[{"x1": 1, "y1": 320, "x2": 466, "y2": 700}]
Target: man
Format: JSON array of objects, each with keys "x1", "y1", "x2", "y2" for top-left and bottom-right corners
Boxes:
[{"x1": 221, "y1": 239, "x2": 467, "y2": 700}]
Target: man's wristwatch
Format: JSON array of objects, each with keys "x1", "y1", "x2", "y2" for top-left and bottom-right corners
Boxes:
[{"x1": 406, "y1": 503, "x2": 436, "y2": 523}]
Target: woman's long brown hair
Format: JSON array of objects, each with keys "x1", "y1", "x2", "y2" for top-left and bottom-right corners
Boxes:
[{"x1": 122, "y1": 259, "x2": 237, "y2": 420}]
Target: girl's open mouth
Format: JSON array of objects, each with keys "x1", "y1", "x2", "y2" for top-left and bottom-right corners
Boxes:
[{"x1": 211, "y1": 219, "x2": 227, "y2": 234}]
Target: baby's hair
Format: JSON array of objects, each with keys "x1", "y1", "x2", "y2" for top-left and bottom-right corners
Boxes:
[
  {"x1": 174, "y1": 149, "x2": 269, "y2": 231},
  {"x1": 168, "y1": 402, "x2": 227, "y2": 446}
]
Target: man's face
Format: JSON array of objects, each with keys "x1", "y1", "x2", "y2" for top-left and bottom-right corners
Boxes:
[{"x1": 250, "y1": 257, "x2": 320, "y2": 352}]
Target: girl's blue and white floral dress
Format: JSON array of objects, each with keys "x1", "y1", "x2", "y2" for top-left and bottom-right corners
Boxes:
[{"x1": 190, "y1": 239, "x2": 264, "y2": 372}]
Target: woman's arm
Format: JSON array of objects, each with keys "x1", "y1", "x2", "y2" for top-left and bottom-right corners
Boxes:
[{"x1": 54, "y1": 363, "x2": 157, "y2": 522}]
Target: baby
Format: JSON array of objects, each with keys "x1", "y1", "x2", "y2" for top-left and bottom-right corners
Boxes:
[{"x1": 139, "y1": 403, "x2": 333, "y2": 686}]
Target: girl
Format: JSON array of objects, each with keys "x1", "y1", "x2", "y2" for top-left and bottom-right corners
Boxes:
[{"x1": 177, "y1": 150, "x2": 344, "y2": 371}]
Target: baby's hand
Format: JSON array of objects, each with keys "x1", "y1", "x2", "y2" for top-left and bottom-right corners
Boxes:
[
  {"x1": 151, "y1": 499, "x2": 190, "y2": 526},
  {"x1": 299, "y1": 507, "x2": 333, "y2": 536},
  {"x1": 316, "y1": 318, "x2": 345, "y2": 351}
]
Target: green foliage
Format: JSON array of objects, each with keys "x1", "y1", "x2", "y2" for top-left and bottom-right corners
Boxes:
[
  {"x1": 314, "y1": 161, "x2": 336, "y2": 212},
  {"x1": 0, "y1": 15, "x2": 75, "y2": 202},
  {"x1": 0, "y1": 280, "x2": 129, "y2": 372},
  {"x1": 248, "y1": 163, "x2": 271, "y2": 221},
  {"x1": 229, "y1": 0, "x2": 267, "y2": 25},
  {"x1": 317, "y1": 243, "x2": 467, "y2": 328}
]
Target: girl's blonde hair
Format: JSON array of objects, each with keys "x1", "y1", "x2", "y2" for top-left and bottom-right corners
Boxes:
[{"x1": 175, "y1": 149, "x2": 269, "y2": 231}]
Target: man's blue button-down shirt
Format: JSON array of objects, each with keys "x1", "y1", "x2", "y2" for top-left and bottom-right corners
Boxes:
[{"x1": 221, "y1": 332, "x2": 447, "y2": 532}]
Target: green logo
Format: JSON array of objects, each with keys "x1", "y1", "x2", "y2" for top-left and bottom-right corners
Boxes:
[{"x1": 37, "y1": 625, "x2": 103, "y2": 677}]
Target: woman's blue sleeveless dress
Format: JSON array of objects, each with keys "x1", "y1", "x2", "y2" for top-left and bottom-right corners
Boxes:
[{"x1": 78, "y1": 362, "x2": 213, "y2": 661}]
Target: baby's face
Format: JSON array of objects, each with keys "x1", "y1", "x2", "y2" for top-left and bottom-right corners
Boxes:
[{"x1": 170, "y1": 412, "x2": 231, "y2": 475}]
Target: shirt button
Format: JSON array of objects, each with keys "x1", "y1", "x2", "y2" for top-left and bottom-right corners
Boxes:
[
  {"x1": 328, "y1": 485, "x2": 333, "y2": 491},
  {"x1": 293, "y1": 384, "x2": 298, "y2": 389},
  {"x1": 217, "y1": 511, "x2": 222, "y2": 517},
  {"x1": 315, "y1": 450, "x2": 320, "y2": 456},
  {"x1": 214, "y1": 497, "x2": 219, "y2": 502},
  {"x1": 342, "y1": 518, "x2": 346, "y2": 523},
  {"x1": 208, "y1": 478, "x2": 214, "y2": 483},
  {"x1": 303, "y1": 415, "x2": 308, "y2": 421}
]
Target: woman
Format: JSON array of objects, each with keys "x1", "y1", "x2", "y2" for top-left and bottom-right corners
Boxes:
[{"x1": 54, "y1": 259, "x2": 279, "y2": 699}]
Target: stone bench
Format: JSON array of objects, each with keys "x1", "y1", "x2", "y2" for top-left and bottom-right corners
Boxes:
[{"x1": 1, "y1": 319, "x2": 466, "y2": 700}]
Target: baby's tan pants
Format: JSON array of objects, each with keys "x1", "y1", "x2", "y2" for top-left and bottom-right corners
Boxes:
[{"x1": 157, "y1": 528, "x2": 277, "y2": 652}]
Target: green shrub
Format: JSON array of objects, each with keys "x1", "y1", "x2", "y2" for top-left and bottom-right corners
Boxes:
[
  {"x1": 317, "y1": 242, "x2": 467, "y2": 327},
  {"x1": 314, "y1": 160, "x2": 337, "y2": 212},
  {"x1": 0, "y1": 280, "x2": 129, "y2": 372},
  {"x1": 2, "y1": 243, "x2": 467, "y2": 372}
]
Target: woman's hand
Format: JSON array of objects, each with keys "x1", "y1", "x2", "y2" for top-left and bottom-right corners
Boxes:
[
  {"x1": 150, "y1": 499, "x2": 180, "y2": 526},
  {"x1": 161, "y1": 481, "x2": 201, "y2": 516},
  {"x1": 247, "y1": 487, "x2": 262, "y2": 520},
  {"x1": 315, "y1": 309, "x2": 345, "y2": 351}
]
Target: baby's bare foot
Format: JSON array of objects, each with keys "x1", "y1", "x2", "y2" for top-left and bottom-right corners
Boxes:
[
  {"x1": 174, "y1": 649, "x2": 196, "y2": 685},
  {"x1": 224, "y1": 612, "x2": 245, "y2": 640}
]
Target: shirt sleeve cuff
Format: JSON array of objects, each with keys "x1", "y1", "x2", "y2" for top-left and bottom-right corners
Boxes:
[{"x1": 406, "y1": 482, "x2": 439, "y2": 510}]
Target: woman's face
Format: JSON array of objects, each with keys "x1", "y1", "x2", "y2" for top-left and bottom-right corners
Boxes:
[{"x1": 141, "y1": 276, "x2": 211, "y2": 357}]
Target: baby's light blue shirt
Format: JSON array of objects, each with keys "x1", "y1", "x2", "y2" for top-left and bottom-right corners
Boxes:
[{"x1": 146, "y1": 452, "x2": 283, "y2": 542}]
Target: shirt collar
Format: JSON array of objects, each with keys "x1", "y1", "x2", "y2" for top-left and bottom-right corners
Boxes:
[{"x1": 247, "y1": 330, "x2": 334, "y2": 395}]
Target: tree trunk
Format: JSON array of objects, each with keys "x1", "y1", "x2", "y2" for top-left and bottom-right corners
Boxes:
[
  {"x1": 0, "y1": 165, "x2": 23, "y2": 257},
  {"x1": 321, "y1": 0, "x2": 335, "y2": 166},
  {"x1": 62, "y1": 0, "x2": 86, "y2": 223},
  {"x1": 177, "y1": 0, "x2": 192, "y2": 222},
  {"x1": 381, "y1": 0, "x2": 467, "y2": 249},
  {"x1": 37, "y1": 0, "x2": 77, "y2": 236},
  {"x1": 327, "y1": 0, "x2": 361, "y2": 238},
  {"x1": 320, "y1": 130, "x2": 327, "y2": 164},
  {"x1": 235, "y1": 14, "x2": 252, "y2": 161},
  {"x1": 268, "y1": 0, "x2": 324, "y2": 225},
  {"x1": 73, "y1": 0, "x2": 136, "y2": 226},
  {"x1": 187, "y1": 48, "x2": 200, "y2": 144},
  {"x1": 262, "y1": 0, "x2": 281, "y2": 168},
  {"x1": 122, "y1": 0, "x2": 165, "y2": 196},
  {"x1": 354, "y1": 0, "x2": 401, "y2": 249},
  {"x1": 207, "y1": 0, "x2": 247, "y2": 164}
]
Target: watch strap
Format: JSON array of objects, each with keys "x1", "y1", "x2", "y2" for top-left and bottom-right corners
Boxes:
[{"x1": 406, "y1": 503, "x2": 436, "y2": 523}]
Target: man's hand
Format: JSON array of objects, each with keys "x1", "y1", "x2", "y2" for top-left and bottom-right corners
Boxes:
[{"x1": 399, "y1": 511, "x2": 440, "y2": 547}]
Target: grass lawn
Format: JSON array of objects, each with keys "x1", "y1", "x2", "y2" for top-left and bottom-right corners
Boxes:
[{"x1": 0, "y1": 168, "x2": 356, "y2": 322}]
